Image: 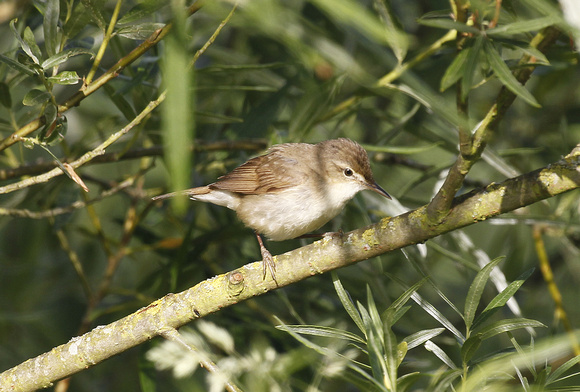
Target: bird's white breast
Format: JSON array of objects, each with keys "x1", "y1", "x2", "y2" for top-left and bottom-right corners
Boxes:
[{"x1": 236, "y1": 181, "x2": 365, "y2": 241}]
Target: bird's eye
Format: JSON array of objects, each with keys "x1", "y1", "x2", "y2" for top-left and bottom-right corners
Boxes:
[{"x1": 344, "y1": 168, "x2": 354, "y2": 177}]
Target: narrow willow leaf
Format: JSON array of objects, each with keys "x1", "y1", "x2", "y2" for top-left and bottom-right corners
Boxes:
[
  {"x1": 384, "y1": 305, "x2": 410, "y2": 326},
  {"x1": 22, "y1": 89, "x2": 52, "y2": 106},
  {"x1": 440, "y1": 48, "x2": 470, "y2": 92},
  {"x1": 425, "y1": 340, "x2": 457, "y2": 369},
  {"x1": 63, "y1": 2, "x2": 94, "y2": 38},
  {"x1": 48, "y1": 70, "x2": 80, "y2": 85},
  {"x1": 417, "y1": 17, "x2": 480, "y2": 34},
  {"x1": 464, "y1": 256, "x2": 505, "y2": 330},
  {"x1": 44, "y1": 0, "x2": 59, "y2": 57},
  {"x1": 366, "y1": 286, "x2": 384, "y2": 343},
  {"x1": 546, "y1": 354, "x2": 580, "y2": 384},
  {"x1": 403, "y1": 328, "x2": 445, "y2": 350},
  {"x1": 461, "y1": 334, "x2": 482, "y2": 364},
  {"x1": 42, "y1": 48, "x2": 93, "y2": 70},
  {"x1": 471, "y1": 268, "x2": 534, "y2": 331},
  {"x1": 117, "y1": 0, "x2": 167, "y2": 25},
  {"x1": 483, "y1": 40, "x2": 540, "y2": 107},
  {"x1": 311, "y1": 0, "x2": 407, "y2": 48},
  {"x1": 11, "y1": 20, "x2": 40, "y2": 64},
  {"x1": 333, "y1": 273, "x2": 365, "y2": 334},
  {"x1": 411, "y1": 292, "x2": 465, "y2": 343},
  {"x1": 277, "y1": 324, "x2": 366, "y2": 344},
  {"x1": 384, "y1": 326, "x2": 399, "y2": 390},
  {"x1": 104, "y1": 84, "x2": 136, "y2": 121},
  {"x1": 396, "y1": 341, "x2": 408, "y2": 367},
  {"x1": 117, "y1": 23, "x2": 166, "y2": 40},
  {"x1": 362, "y1": 143, "x2": 441, "y2": 154},
  {"x1": 360, "y1": 306, "x2": 387, "y2": 384},
  {"x1": 486, "y1": 16, "x2": 557, "y2": 37},
  {"x1": 279, "y1": 318, "x2": 391, "y2": 392},
  {"x1": 22, "y1": 27, "x2": 42, "y2": 64},
  {"x1": 0, "y1": 53, "x2": 36, "y2": 76},
  {"x1": 373, "y1": 0, "x2": 408, "y2": 62},
  {"x1": 81, "y1": 0, "x2": 106, "y2": 31},
  {"x1": 383, "y1": 276, "x2": 427, "y2": 324},
  {"x1": 462, "y1": 35, "x2": 484, "y2": 100},
  {"x1": 479, "y1": 318, "x2": 546, "y2": 340}
]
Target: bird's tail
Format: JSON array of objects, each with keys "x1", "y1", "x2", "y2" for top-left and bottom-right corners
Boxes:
[{"x1": 152, "y1": 186, "x2": 211, "y2": 201}]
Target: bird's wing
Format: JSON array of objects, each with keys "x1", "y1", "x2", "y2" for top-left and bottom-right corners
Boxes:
[{"x1": 211, "y1": 148, "x2": 304, "y2": 194}]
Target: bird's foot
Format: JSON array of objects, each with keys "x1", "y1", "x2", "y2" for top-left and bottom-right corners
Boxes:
[
  {"x1": 255, "y1": 232, "x2": 277, "y2": 283},
  {"x1": 261, "y1": 247, "x2": 277, "y2": 282}
]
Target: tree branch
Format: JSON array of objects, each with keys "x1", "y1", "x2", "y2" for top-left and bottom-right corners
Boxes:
[
  {"x1": 0, "y1": 3, "x2": 202, "y2": 153},
  {"x1": 1, "y1": 146, "x2": 578, "y2": 392},
  {"x1": 426, "y1": 26, "x2": 562, "y2": 224},
  {"x1": 0, "y1": 139, "x2": 268, "y2": 181}
]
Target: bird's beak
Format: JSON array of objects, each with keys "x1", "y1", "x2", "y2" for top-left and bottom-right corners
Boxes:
[{"x1": 369, "y1": 181, "x2": 392, "y2": 200}]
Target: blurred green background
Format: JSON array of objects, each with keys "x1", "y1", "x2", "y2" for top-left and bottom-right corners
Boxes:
[{"x1": 0, "y1": 0, "x2": 579, "y2": 390}]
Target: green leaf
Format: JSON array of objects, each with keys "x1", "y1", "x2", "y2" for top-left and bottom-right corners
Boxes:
[
  {"x1": 359, "y1": 304, "x2": 387, "y2": 382},
  {"x1": 425, "y1": 340, "x2": 457, "y2": 369},
  {"x1": 48, "y1": 70, "x2": 80, "y2": 85},
  {"x1": 478, "y1": 318, "x2": 546, "y2": 340},
  {"x1": 44, "y1": 0, "x2": 60, "y2": 57},
  {"x1": 546, "y1": 354, "x2": 580, "y2": 385},
  {"x1": 411, "y1": 291, "x2": 466, "y2": 343},
  {"x1": 311, "y1": 0, "x2": 408, "y2": 49},
  {"x1": 0, "y1": 53, "x2": 36, "y2": 76},
  {"x1": 483, "y1": 40, "x2": 541, "y2": 107},
  {"x1": 0, "y1": 83, "x2": 12, "y2": 108},
  {"x1": 63, "y1": 2, "x2": 95, "y2": 38},
  {"x1": 117, "y1": 0, "x2": 167, "y2": 25},
  {"x1": 486, "y1": 16, "x2": 557, "y2": 37},
  {"x1": 403, "y1": 328, "x2": 445, "y2": 350},
  {"x1": 461, "y1": 334, "x2": 482, "y2": 365},
  {"x1": 116, "y1": 23, "x2": 166, "y2": 40},
  {"x1": 373, "y1": 0, "x2": 408, "y2": 63},
  {"x1": 22, "y1": 26, "x2": 43, "y2": 64},
  {"x1": 43, "y1": 115, "x2": 68, "y2": 145},
  {"x1": 10, "y1": 20, "x2": 40, "y2": 64},
  {"x1": 383, "y1": 326, "x2": 399, "y2": 390},
  {"x1": 464, "y1": 256, "x2": 505, "y2": 331},
  {"x1": 382, "y1": 276, "x2": 427, "y2": 324},
  {"x1": 383, "y1": 305, "x2": 411, "y2": 326},
  {"x1": 22, "y1": 89, "x2": 52, "y2": 106},
  {"x1": 38, "y1": 104, "x2": 58, "y2": 140},
  {"x1": 471, "y1": 268, "x2": 534, "y2": 331},
  {"x1": 440, "y1": 48, "x2": 469, "y2": 92},
  {"x1": 362, "y1": 143, "x2": 442, "y2": 155},
  {"x1": 104, "y1": 84, "x2": 136, "y2": 121},
  {"x1": 81, "y1": 0, "x2": 107, "y2": 31},
  {"x1": 333, "y1": 273, "x2": 365, "y2": 334},
  {"x1": 417, "y1": 16, "x2": 480, "y2": 34},
  {"x1": 462, "y1": 35, "x2": 484, "y2": 100},
  {"x1": 42, "y1": 48, "x2": 93, "y2": 70},
  {"x1": 275, "y1": 324, "x2": 365, "y2": 344}
]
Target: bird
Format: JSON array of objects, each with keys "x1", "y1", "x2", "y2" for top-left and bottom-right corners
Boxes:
[{"x1": 153, "y1": 138, "x2": 391, "y2": 281}]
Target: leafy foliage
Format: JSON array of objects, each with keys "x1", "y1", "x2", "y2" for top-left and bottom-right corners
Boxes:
[{"x1": 0, "y1": 0, "x2": 579, "y2": 391}]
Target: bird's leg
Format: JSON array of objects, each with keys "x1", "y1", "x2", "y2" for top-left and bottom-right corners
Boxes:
[{"x1": 255, "y1": 232, "x2": 276, "y2": 282}]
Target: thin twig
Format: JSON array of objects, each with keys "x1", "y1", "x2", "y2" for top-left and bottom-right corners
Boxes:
[
  {"x1": 0, "y1": 4, "x2": 202, "y2": 152},
  {"x1": 426, "y1": 26, "x2": 561, "y2": 224},
  {"x1": 0, "y1": 139, "x2": 268, "y2": 181},
  {"x1": 0, "y1": 91, "x2": 166, "y2": 195},
  {"x1": 0, "y1": 176, "x2": 136, "y2": 218}
]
